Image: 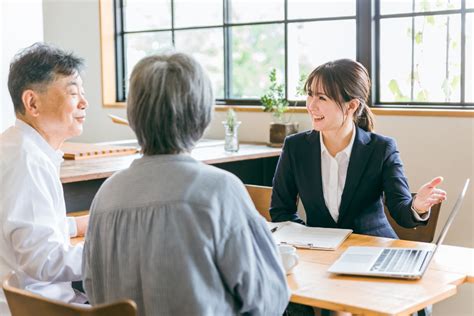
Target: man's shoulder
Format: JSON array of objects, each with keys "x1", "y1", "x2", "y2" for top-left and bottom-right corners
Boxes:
[{"x1": 1, "y1": 130, "x2": 53, "y2": 174}]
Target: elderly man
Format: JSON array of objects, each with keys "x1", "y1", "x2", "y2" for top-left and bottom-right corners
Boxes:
[{"x1": 0, "y1": 43, "x2": 89, "y2": 314}]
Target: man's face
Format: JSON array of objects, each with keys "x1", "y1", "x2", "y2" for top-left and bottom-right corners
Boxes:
[{"x1": 35, "y1": 73, "x2": 88, "y2": 141}]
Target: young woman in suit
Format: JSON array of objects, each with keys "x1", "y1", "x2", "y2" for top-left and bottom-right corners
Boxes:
[{"x1": 270, "y1": 59, "x2": 446, "y2": 238}]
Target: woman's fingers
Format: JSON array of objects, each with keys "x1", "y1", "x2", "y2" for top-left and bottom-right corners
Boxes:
[{"x1": 427, "y1": 176, "x2": 444, "y2": 189}]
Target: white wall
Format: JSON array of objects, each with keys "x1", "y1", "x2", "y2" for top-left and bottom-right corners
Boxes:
[
  {"x1": 0, "y1": 0, "x2": 44, "y2": 132},
  {"x1": 30, "y1": 1, "x2": 474, "y2": 314},
  {"x1": 42, "y1": 0, "x2": 135, "y2": 143}
]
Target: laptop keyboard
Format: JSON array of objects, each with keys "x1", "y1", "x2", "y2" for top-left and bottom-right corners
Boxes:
[{"x1": 370, "y1": 249, "x2": 429, "y2": 273}]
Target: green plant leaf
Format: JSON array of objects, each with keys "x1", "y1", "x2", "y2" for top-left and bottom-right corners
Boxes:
[
  {"x1": 260, "y1": 68, "x2": 289, "y2": 122},
  {"x1": 415, "y1": 32, "x2": 423, "y2": 44},
  {"x1": 388, "y1": 79, "x2": 410, "y2": 101},
  {"x1": 426, "y1": 16, "x2": 435, "y2": 25},
  {"x1": 450, "y1": 75, "x2": 460, "y2": 89},
  {"x1": 388, "y1": 79, "x2": 401, "y2": 96},
  {"x1": 226, "y1": 108, "x2": 237, "y2": 130},
  {"x1": 441, "y1": 79, "x2": 451, "y2": 98},
  {"x1": 416, "y1": 89, "x2": 429, "y2": 102},
  {"x1": 296, "y1": 74, "x2": 307, "y2": 97},
  {"x1": 421, "y1": 0, "x2": 431, "y2": 12}
]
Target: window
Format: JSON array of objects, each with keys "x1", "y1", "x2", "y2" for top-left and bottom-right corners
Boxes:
[
  {"x1": 375, "y1": 0, "x2": 473, "y2": 107},
  {"x1": 116, "y1": 0, "x2": 356, "y2": 104},
  {"x1": 113, "y1": 0, "x2": 473, "y2": 110}
]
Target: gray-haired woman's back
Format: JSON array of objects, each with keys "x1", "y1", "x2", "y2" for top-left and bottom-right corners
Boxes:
[{"x1": 83, "y1": 154, "x2": 290, "y2": 315}]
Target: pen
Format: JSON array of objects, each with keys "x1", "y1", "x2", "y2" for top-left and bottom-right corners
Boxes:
[{"x1": 270, "y1": 227, "x2": 278, "y2": 233}]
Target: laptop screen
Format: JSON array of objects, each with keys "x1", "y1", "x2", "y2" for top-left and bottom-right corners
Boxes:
[
  {"x1": 434, "y1": 178, "x2": 470, "y2": 247},
  {"x1": 420, "y1": 178, "x2": 470, "y2": 275}
]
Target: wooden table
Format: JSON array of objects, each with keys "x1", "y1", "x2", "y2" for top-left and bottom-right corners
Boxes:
[
  {"x1": 61, "y1": 140, "x2": 281, "y2": 212},
  {"x1": 61, "y1": 140, "x2": 281, "y2": 183},
  {"x1": 289, "y1": 234, "x2": 473, "y2": 315},
  {"x1": 71, "y1": 233, "x2": 473, "y2": 316}
]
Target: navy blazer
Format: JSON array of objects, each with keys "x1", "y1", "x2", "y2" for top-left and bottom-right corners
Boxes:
[{"x1": 270, "y1": 127, "x2": 427, "y2": 238}]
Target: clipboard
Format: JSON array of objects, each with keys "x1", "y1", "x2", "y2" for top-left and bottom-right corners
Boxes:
[{"x1": 268, "y1": 221, "x2": 352, "y2": 251}]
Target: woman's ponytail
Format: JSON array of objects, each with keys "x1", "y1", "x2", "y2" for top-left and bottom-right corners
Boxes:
[{"x1": 355, "y1": 103, "x2": 375, "y2": 132}]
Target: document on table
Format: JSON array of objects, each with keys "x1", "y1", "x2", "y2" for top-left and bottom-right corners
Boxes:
[{"x1": 267, "y1": 221, "x2": 352, "y2": 250}]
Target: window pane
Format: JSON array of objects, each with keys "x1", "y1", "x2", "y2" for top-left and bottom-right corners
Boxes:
[
  {"x1": 174, "y1": 0, "x2": 222, "y2": 28},
  {"x1": 123, "y1": 0, "x2": 171, "y2": 32},
  {"x1": 288, "y1": 0, "x2": 355, "y2": 19},
  {"x1": 466, "y1": 14, "x2": 473, "y2": 102},
  {"x1": 380, "y1": 0, "x2": 461, "y2": 15},
  {"x1": 413, "y1": 15, "x2": 461, "y2": 103},
  {"x1": 287, "y1": 20, "x2": 356, "y2": 99},
  {"x1": 231, "y1": 24, "x2": 284, "y2": 98},
  {"x1": 468, "y1": 0, "x2": 474, "y2": 9},
  {"x1": 380, "y1": 15, "x2": 462, "y2": 103},
  {"x1": 230, "y1": 0, "x2": 283, "y2": 23},
  {"x1": 379, "y1": 18, "x2": 412, "y2": 102},
  {"x1": 175, "y1": 28, "x2": 224, "y2": 98},
  {"x1": 124, "y1": 32, "x2": 173, "y2": 93}
]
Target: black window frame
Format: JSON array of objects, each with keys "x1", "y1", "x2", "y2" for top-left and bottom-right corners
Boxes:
[
  {"x1": 373, "y1": 0, "x2": 474, "y2": 109},
  {"x1": 114, "y1": 0, "x2": 473, "y2": 109}
]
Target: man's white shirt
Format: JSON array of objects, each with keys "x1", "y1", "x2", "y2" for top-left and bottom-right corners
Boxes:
[{"x1": 0, "y1": 120, "x2": 85, "y2": 315}]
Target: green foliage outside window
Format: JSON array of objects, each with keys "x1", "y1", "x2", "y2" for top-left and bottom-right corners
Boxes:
[{"x1": 388, "y1": 0, "x2": 461, "y2": 103}]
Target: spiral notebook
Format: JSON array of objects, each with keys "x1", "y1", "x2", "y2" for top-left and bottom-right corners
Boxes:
[{"x1": 268, "y1": 221, "x2": 352, "y2": 250}]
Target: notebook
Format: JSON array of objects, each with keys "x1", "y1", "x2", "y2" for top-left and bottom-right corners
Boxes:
[
  {"x1": 267, "y1": 221, "x2": 352, "y2": 250},
  {"x1": 328, "y1": 178, "x2": 470, "y2": 279}
]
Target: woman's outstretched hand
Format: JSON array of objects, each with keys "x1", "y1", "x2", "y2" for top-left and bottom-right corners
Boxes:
[{"x1": 413, "y1": 176, "x2": 447, "y2": 214}]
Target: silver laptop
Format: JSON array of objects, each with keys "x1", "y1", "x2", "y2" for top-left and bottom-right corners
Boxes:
[{"x1": 328, "y1": 179, "x2": 470, "y2": 280}]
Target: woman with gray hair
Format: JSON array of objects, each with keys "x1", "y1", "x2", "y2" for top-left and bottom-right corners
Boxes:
[{"x1": 83, "y1": 53, "x2": 290, "y2": 316}]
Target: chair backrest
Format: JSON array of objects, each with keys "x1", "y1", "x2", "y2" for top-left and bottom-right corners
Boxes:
[
  {"x1": 384, "y1": 194, "x2": 442, "y2": 242},
  {"x1": 3, "y1": 272, "x2": 137, "y2": 316},
  {"x1": 244, "y1": 184, "x2": 440, "y2": 242},
  {"x1": 245, "y1": 184, "x2": 273, "y2": 221}
]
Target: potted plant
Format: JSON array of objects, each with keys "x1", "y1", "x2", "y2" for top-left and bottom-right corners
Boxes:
[
  {"x1": 260, "y1": 69, "x2": 303, "y2": 147},
  {"x1": 222, "y1": 108, "x2": 241, "y2": 152}
]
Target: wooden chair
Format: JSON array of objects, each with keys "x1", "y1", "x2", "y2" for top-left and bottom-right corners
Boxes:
[
  {"x1": 245, "y1": 184, "x2": 441, "y2": 243},
  {"x1": 3, "y1": 272, "x2": 137, "y2": 316},
  {"x1": 384, "y1": 194, "x2": 442, "y2": 243},
  {"x1": 245, "y1": 184, "x2": 273, "y2": 221}
]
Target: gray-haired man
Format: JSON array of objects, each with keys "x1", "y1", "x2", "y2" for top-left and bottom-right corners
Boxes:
[{"x1": 0, "y1": 43, "x2": 89, "y2": 314}]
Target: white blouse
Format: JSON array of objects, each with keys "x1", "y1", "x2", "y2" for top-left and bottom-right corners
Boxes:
[{"x1": 320, "y1": 125, "x2": 356, "y2": 222}]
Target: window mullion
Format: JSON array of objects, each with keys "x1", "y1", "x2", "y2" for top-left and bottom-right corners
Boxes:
[
  {"x1": 410, "y1": 0, "x2": 415, "y2": 101},
  {"x1": 461, "y1": 0, "x2": 466, "y2": 103},
  {"x1": 115, "y1": 0, "x2": 126, "y2": 102},
  {"x1": 223, "y1": 0, "x2": 231, "y2": 99},
  {"x1": 284, "y1": 0, "x2": 288, "y2": 101},
  {"x1": 357, "y1": 0, "x2": 373, "y2": 105},
  {"x1": 171, "y1": 0, "x2": 175, "y2": 45}
]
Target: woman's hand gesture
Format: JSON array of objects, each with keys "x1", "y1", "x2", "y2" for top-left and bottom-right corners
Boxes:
[{"x1": 413, "y1": 176, "x2": 447, "y2": 214}]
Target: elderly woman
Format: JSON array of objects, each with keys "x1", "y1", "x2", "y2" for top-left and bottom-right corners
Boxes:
[{"x1": 83, "y1": 53, "x2": 290, "y2": 316}]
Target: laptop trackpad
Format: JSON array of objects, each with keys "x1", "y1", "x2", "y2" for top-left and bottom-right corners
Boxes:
[
  {"x1": 328, "y1": 247, "x2": 381, "y2": 274},
  {"x1": 343, "y1": 254, "x2": 376, "y2": 263}
]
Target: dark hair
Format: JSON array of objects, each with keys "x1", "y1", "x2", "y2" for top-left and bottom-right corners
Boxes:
[
  {"x1": 304, "y1": 59, "x2": 375, "y2": 132},
  {"x1": 127, "y1": 52, "x2": 214, "y2": 155},
  {"x1": 8, "y1": 42, "x2": 85, "y2": 115}
]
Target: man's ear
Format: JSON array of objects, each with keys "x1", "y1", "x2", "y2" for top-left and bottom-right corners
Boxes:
[{"x1": 21, "y1": 90, "x2": 41, "y2": 117}]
